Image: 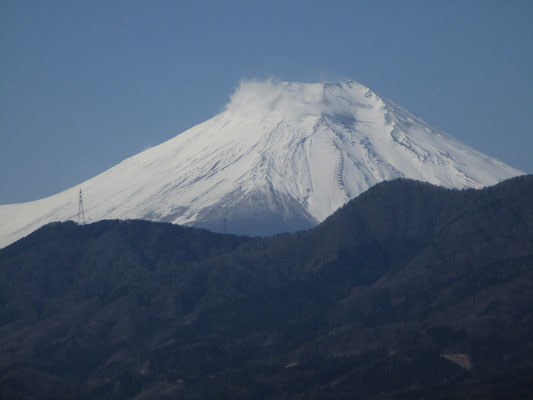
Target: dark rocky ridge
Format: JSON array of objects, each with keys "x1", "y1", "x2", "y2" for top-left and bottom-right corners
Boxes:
[{"x1": 1, "y1": 176, "x2": 532, "y2": 399}]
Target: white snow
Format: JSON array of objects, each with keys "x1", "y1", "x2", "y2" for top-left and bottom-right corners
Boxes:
[{"x1": 0, "y1": 79, "x2": 523, "y2": 247}]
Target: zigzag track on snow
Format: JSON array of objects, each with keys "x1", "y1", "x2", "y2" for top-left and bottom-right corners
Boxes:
[{"x1": 330, "y1": 139, "x2": 346, "y2": 193}]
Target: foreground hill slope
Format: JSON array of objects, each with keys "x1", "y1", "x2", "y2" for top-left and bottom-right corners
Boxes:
[
  {"x1": 0, "y1": 80, "x2": 522, "y2": 247},
  {"x1": 0, "y1": 176, "x2": 532, "y2": 399}
]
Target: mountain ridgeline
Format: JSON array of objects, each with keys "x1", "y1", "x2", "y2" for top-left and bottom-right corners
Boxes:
[{"x1": 1, "y1": 176, "x2": 532, "y2": 399}]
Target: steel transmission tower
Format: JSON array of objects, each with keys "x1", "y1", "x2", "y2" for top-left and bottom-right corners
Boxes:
[{"x1": 77, "y1": 189, "x2": 86, "y2": 225}]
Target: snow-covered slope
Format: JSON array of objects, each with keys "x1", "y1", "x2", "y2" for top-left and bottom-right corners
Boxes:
[{"x1": 0, "y1": 80, "x2": 522, "y2": 247}]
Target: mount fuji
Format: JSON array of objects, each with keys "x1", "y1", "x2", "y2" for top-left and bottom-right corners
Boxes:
[{"x1": 0, "y1": 80, "x2": 522, "y2": 247}]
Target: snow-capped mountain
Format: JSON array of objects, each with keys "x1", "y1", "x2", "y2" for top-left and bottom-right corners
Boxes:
[{"x1": 0, "y1": 80, "x2": 522, "y2": 247}]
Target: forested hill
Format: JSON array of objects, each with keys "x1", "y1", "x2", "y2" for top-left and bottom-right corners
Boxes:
[{"x1": 1, "y1": 176, "x2": 532, "y2": 399}]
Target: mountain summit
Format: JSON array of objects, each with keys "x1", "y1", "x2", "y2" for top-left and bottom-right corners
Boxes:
[{"x1": 0, "y1": 80, "x2": 522, "y2": 246}]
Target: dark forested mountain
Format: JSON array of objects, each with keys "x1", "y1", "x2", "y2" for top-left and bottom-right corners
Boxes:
[{"x1": 1, "y1": 176, "x2": 532, "y2": 399}]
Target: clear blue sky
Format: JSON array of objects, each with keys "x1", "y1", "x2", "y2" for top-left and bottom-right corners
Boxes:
[{"x1": 1, "y1": 0, "x2": 532, "y2": 204}]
